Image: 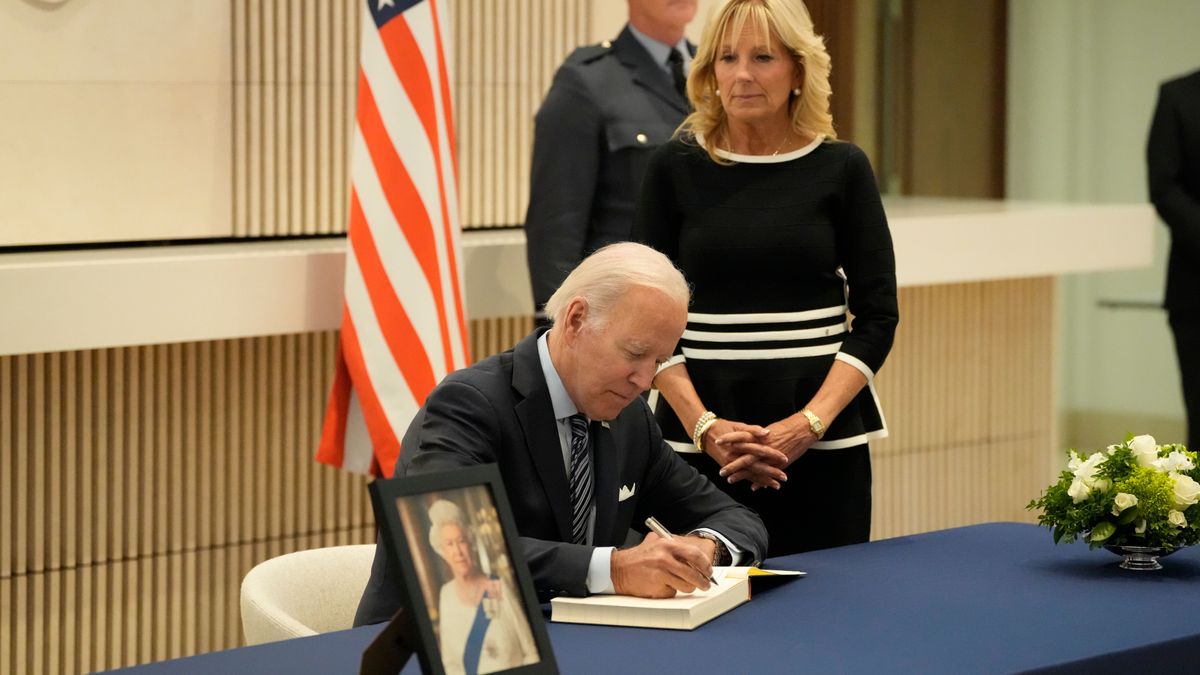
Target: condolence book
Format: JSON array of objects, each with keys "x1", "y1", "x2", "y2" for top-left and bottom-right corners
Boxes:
[
  {"x1": 551, "y1": 575, "x2": 748, "y2": 630},
  {"x1": 549, "y1": 566, "x2": 801, "y2": 630}
]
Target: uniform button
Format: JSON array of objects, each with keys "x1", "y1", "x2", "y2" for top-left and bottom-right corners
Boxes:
[{"x1": 636, "y1": 133, "x2": 648, "y2": 144}]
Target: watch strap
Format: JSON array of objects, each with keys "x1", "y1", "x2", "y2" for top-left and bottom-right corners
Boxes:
[
  {"x1": 692, "y1": 531, "x2": 732, "y2": 566},
  {"x1": 800, "y1": 407, "x2": 825, "y2": 440}
]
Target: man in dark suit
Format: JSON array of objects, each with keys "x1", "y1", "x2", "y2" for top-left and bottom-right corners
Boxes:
[
  {"x1": 524, "y1": 0, "x2": 697, "y2": 324},
  {"x1": 355, "y1": 243, "x2": 768, "y2": 626},
  {"x1": 1148, "y1": 68, "x2": 1200, "y2": 451}
]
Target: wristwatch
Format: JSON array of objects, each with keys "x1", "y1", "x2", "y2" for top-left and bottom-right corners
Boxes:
[
  {"x1": 692, "y1": 531, "x2": 732, "y2": 566},
  {"x1": 800, "y1": 407, "x2": 826, "y2": 440}
]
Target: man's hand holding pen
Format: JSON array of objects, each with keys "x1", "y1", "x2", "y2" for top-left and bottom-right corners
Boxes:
[{"x1": 609, "y1": 519, "x2": 716, "y2": 598}]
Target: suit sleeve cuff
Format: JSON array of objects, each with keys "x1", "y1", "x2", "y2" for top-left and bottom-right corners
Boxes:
[{"x1": 587, "y1": 546, "x2": 616, "y2": 594}]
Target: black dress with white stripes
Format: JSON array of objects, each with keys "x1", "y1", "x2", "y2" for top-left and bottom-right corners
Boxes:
[{"x1": 634, "y1": 133, "x2": 898, "y2": 556}]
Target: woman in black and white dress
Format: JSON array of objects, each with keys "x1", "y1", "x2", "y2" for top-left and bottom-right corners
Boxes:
[{"x1": 634, "y1": 0, "x2": 897, "y2": 557}]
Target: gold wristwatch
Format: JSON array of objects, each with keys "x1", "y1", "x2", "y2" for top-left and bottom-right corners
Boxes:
[{"x1": 800, "y1": 407, "x2": 825, "y2": 440}]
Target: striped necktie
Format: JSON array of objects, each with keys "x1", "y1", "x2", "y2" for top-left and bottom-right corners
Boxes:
[{"x1": 567, "y1": 414, "x2": 593, "y2": 545}]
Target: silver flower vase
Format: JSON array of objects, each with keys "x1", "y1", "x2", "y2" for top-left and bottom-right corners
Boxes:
[{"x1": 1103, "y1": 544, "x2": 1179, "y2": 571}]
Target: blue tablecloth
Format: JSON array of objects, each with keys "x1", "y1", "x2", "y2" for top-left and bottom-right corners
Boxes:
[{"x1": 112, "y1": 523, "x2": 1200, "y2": 674}]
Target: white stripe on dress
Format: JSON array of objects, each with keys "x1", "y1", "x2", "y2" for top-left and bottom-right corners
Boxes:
[
  {"x1": 834, "y1": 352, "x2": 876, "y2": 381},
  {"x1": 687, "y1": 305, "x2": 847, "y2": 325},
  {"x1": 682, "y1": 342, "x2": 843, "y2": 361},
  {"x1": 683, "y1": 324, "x2": 846, "y2": 343},
  {"x1": 867, "y1": 380, "x2": 889, "y2": 437},
  {"x1": 655, "y1": 355, "x2": 687, "y2": 375},
  {"x1": 810, "y1": 428, "x2": 888, "y2": 450}
]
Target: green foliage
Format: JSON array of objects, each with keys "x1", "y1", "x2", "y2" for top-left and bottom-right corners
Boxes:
[
  {"x1": 1098, "y1": 444, "x2": 1136, "y2": 479},
  {"x1": 1115, "y1": 468, "x2": 1173, "y2": 522},
  {"x1": 1088, "y1": 521, "x2": 1116, "y2": 543},
  {"x1": 1027, "y1": 437, "x2": 1200, "y2": 550}
]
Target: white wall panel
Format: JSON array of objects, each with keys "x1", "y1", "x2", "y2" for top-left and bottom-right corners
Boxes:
[
  {"x1": 0, "y1": 0, "x2": 229, "y2": 83},
  {"x1": 0, "y1": 83, "x2": 232, "y2": 245},
  {"x1": 0, "y1": 0, "x2": 232, "y2": 246}
]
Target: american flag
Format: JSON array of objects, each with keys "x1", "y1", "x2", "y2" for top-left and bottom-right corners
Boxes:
[{"x1": 317, "y1": 0, "x2": 469, "y2": 477}]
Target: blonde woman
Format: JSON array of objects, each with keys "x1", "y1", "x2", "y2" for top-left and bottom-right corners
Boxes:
[{"x1": 634, "y1": 0, "x2": 898, "y2": 557}]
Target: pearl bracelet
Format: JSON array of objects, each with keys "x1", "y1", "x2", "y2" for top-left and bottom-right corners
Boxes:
[{"x1": 692, "y1": 411, "x2": 718, "y2": 451}]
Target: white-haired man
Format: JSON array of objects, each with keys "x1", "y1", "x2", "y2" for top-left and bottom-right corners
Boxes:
[{"x1": 356, "y1": 243, "x2": 768, "y2": 625}]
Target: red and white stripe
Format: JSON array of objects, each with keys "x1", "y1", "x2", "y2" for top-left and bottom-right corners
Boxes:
[{"x1": 317, "y1": 0, "x2": 469, "y2": 477}]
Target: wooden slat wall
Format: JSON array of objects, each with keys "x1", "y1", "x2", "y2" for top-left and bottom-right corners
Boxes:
[
  {"x1": 454, "y1": 0, "x2": 589, "y2": 228},
  {"x1": 0, "y1": 335, "x2": 374, "y2": 675},
  {"x1": 871, "y1": 278, "x2": 1055, "y2": 537},
  {"x1": 468, "y1": 316, "x2": 535, "y2": 363},
  {"x1": 231, "y1": 0, "x2": 589, "y2": 236},
  {"x1": 232, "y1": 0, "x2": 359, "y2": 237}
]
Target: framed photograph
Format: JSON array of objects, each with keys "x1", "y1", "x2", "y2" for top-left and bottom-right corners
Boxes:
[{"x1": 370, "y1": 464, "x2": 557, "y2": 675}]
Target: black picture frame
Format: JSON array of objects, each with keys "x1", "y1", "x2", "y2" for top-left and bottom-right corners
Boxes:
[{"x1": 369, "y1": 464, "x2": 558, "y2": 675}]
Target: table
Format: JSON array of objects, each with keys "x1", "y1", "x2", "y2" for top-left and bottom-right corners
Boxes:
[{"x1": 111, "y1": 523, "x2": 1200, "y2": 674}]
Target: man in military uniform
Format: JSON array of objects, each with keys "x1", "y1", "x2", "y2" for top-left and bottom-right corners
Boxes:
[{"x1": 524, "y1": 0, "x2": 698, "y2": 324}]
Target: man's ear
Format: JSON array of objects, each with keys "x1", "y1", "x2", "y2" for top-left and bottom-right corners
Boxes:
[{"x1": 560, "y1": 297, "x2": 589, "y2": 340}]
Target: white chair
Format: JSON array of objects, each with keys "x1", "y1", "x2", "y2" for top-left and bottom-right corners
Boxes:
[{"x1": 240, "y1": 543, "x2": 377, "y2": 645}]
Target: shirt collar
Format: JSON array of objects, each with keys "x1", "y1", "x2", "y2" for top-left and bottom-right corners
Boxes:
[
  {"x1": 627, "y1": 23, "x2": 691, "y2": 75},
  {"x1": 537, "y1": 330, "x2": 580, "y2": 421}
]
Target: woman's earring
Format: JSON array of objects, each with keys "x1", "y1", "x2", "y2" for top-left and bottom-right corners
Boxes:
[
  {"x1": 792, "y1": 87, "x2": 801, "y2": 96},
  {"x1": 715, "y1": 88, "x2": 721, "y2": 96}
]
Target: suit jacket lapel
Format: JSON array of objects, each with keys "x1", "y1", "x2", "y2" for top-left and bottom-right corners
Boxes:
[
  {"x1": 613, "y1": 26, "x2": 689, "y2": 115},
  {"x1": 591, "y1": 421, "x2": 620, "y2": 545},
  {"x1": 511, "y1": 330, "x2": 573, "y2": 542}
]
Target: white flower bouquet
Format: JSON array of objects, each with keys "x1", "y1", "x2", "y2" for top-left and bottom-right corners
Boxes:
[{"x1": 1028, "y1": 435, "x2": 1200, "y2": 549}]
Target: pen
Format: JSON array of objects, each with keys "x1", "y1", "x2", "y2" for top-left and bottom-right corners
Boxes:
[{"x1": 644, "y1": 516, "x2": 718, "y2": 585}]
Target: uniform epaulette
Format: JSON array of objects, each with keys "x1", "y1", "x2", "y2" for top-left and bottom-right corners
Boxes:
[{"x1": 566, "y1": 40, "x2": 616, "y2": 65}]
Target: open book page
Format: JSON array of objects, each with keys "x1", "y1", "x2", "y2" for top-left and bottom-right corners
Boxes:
[
  {"x1": 722, "y1": 566, "x2": 806, "y2": 579},
  {"x1": 721, "y1": 566, "x2": 805, "y2": 595}
]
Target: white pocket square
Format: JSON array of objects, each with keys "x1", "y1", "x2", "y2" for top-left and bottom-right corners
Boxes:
[{"x1": 618, "y1": 484, "x2": 637, "y2": 502}]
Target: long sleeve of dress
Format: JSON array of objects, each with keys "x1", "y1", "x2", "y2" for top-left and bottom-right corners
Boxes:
[{"x1": 833, "y1": 146, "x2": 898, "y2": 377}]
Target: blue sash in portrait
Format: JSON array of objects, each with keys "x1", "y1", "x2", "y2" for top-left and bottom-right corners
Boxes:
[{"x1": 461, "y1": 596, "x2": 492, "y2": 675}]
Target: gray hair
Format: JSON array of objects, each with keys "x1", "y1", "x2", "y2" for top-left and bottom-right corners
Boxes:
[
  {"x1": 543, "y1": 242, "x2": 691, "y2": 326},
  {"x1": 427, "y1": 499, "x2": 471, "y2": 557}
]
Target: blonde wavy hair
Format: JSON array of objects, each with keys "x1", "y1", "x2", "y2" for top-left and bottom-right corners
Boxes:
[{"x1": 682, "y1": 0, "x2": 835, "y2": 164}]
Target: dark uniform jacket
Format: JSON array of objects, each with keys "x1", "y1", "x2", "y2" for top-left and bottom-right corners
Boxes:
[
  {"x1": 353, "y1": 329, "x2": 768, "y2": 626},
  {"x1": 524, "y1": 26, "x2": 693, "y2": 315},
  {"x1": 1148, "y1": 68, "x2": 1200, "y2": 315}
]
